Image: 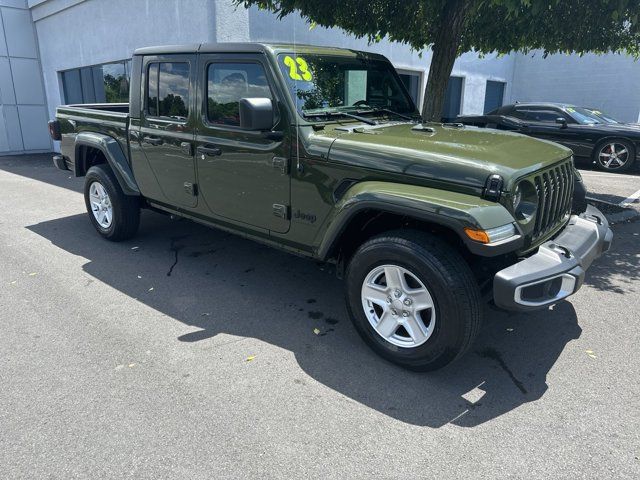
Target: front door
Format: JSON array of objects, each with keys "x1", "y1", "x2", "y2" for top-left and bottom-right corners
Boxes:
[
  {"x1": 139, "y1": 55, "x2": 197, "y2": 208},
  {"x1": 514, "y1": 106, "x2": 586, "y2": 154},
  {"x1": 194, "y1": 54, "x2": 290, "y2": 233}
]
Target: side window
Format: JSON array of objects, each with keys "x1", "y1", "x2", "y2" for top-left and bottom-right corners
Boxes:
[
  {"x1": 529, "y1": 109, "x2": 563, "y2": 123},
  {"x1": 207, "y1": 62, "x2": 272, "y2": 126},
  {"x1": 512, "y1": 109, "x2": 532, "y2": 120},
  {"x1": 146, "y1": 62, "x2": 190, "y2": 120},
  {"x1": 147, "y1": 63, "x2": 159, "y2": 117}
]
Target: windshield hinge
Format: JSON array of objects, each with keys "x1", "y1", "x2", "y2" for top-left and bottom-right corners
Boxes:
[
  {"x1": 273, "y1": 204, "x2": 289, "y2": 219},
  {"x1": 483, "y1": 174, "x2": 503, "y2": 201},
  {"x1": 272, "y1": 157, "x2": 289, "y2": 175},
  {"x1": 184, "y1": 182, "x2": 198, "y2": 196}
]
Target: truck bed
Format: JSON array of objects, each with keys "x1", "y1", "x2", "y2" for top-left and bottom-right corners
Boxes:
[
  {"x1": 57, "y1": 103, "x2": 131, "y2": 170},
  {"x1": 62, "y1": 103, "x2": 129, "y2": 114}
]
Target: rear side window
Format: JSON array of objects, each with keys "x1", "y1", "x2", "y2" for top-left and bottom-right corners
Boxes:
[
  {"x1": 146, "y1": 62, "x2": 190, "y2": 120},
  {"x1": 513, "y1": 108, "x2": 563, "y2": 123},
  {"x1": 206, "y1": 62, "x2": 272, "y2": 126}
]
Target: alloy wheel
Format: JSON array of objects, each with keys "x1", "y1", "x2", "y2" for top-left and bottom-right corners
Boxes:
[
  {"x1": 598, "y1": 142, "x2": 630, "y2": 170},
  {"x1": 361, "y1": 264, "x2": 436, "y2": 348},
  {"x1": 89, "y1": 181, "x2": 113, "y2": 229}
]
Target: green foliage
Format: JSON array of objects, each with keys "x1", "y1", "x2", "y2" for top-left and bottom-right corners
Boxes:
[
  {"x1": 103, "y1": 73, "x2": 129, "y2": 103},
  {"x1": 159, "y1": 94, "x2": 187, "y2": 118},
  {"x1": 293, "y1": 57, "x2": 346, "y2": 110},
  {"x1": 208, "y1": 98, "x2": 241, "y2": 124},
  {"x1": 236, "y1": 0, "x2": 640, "y2": 57}
]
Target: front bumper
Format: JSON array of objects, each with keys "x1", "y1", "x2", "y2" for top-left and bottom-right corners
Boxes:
[
  {"x1": 52, "y1": 154, "x2": 69, "y2": 171},
  {"x1": 493, "y1": 204, "x2": 613, "y2": 311}
]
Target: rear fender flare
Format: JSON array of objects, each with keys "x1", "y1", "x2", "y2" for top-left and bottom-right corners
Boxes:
[{"x1": 75, "y1": 132, "x2": 140, "y2": 196}]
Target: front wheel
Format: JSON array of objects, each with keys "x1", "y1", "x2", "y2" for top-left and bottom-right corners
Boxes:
[
  {"x1": 594, "y1": 139, "x2": 636, "y2": 172},
  {"x1": 345, "y1": 230, "x2": 482, "y2": 371},
  {"x1": 84, "y1": 164, "x2": 140, "y2": 241}
]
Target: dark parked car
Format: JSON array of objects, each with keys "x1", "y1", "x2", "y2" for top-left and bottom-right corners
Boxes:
[{"x1": 457, "y1": 103, "x2": 640, "y2": 172}]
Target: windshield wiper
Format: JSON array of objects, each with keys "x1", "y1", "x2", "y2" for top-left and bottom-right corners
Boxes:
[
  {"x1": 358, "y1": 107, "x2": 415, "y2": 121},
  {"x1": 302, "y1": 110, "x2": 377, "y2": 126}
]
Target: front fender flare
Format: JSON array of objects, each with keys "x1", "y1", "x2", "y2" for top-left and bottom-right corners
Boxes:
[
  {"x1": 75, "y1": 132, "x2": 140, "y2": 196},
  {"x1": 316, "y1": 181, "x2": 521, "y2": 259}
]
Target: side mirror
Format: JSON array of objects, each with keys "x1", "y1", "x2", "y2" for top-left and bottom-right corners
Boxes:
[
  {"x1": 555, "y1": 117, "x2": 568, "y2": 128},
  {"x1": 239, "y1": 97, "x2": 274, "y2": 131}
]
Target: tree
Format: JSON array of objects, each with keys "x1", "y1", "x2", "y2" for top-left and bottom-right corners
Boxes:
[{"x1": 236, "y1": 0, "x2": 640, "y2": 121}]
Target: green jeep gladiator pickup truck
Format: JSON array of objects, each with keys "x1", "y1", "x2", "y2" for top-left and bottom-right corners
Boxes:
[{"x1": 49, "y1": 43, "x2": 612, "y2": 371}]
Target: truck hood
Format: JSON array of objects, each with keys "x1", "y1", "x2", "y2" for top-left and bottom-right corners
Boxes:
[{"x1": 315, "y1": 122, "x2": 572, "y2": 189}]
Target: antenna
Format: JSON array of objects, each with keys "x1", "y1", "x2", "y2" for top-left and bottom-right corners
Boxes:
[{"x1": 293, "y1": 12, "x2": 300, "y2": 172}]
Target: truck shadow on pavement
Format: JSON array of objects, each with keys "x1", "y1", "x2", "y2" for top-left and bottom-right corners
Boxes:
[
  {"x1": 581, "y1": 218, "x2": 640, "y2": 294},
  {"x1": 28, "y1": 211, "x2": 583, "y2": 428}
]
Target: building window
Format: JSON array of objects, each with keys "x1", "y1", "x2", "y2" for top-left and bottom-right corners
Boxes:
[
  {"x1": 206, "y1": 62, "x2": 271, "y2": 126},
  {"x1": 441, "y1": 76, "x2": 464, "y2": 122},
  {"x1": 61, "y1": 69, "x2": 83, "y2": 104},
  {"x1": 484, "y1": 80, "x2": 506, "y2": 113},
  {"x1": 145, "y1": 62, "x2": 190, "y2": 119},
  {"x1": 397, "y1": 70, "x2": 422, "y2": 107},
  {"x1": 60, "y1": 60, "x2": 131, "y2": 104}
]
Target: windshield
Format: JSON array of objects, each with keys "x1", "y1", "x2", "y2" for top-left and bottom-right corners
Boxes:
[
  {"x1": 585, "y1": 108, "x2": 620, "y2": 124},
  {"x1": 277, "y1": 53, "x2": 417, "y2": 120},
  {"x1": 565, "y1": 106, "x2": 619, "y2": 125}
]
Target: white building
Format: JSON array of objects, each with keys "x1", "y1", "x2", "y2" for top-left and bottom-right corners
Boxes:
[{"x1": 1, "y1": 0, "x2": 639, "y2": 155}]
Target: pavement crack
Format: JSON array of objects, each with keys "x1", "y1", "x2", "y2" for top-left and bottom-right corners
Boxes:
[
  {"x1": 477, "y1": 347, "x2": 528, "y2": 394},
  {"x1": 167, "y1": 235, "x2": 189, "y2": 277}
]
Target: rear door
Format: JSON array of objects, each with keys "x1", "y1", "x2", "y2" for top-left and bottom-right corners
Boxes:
[
  {"x1": 194, "y1": 53, "x2": 290, "y2": 233},
  {"x1": 138, "y1": 55, "x2": 197, "y2": 207}
]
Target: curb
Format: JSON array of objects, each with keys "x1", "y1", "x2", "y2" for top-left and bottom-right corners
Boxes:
[{"x1": 587, "y1": 197, "x2": 640, "y2": 224}]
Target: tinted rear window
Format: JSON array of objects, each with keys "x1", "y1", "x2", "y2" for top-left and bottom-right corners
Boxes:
[{"x1": 146, "y1": 62, "x2": 190, "y2": 120}]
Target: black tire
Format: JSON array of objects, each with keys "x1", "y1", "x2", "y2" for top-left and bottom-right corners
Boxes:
[
  {"x1": 84, "y1": 164, "x2": 140, "y2": 241},
  {"x1": 345, "y1": 230, "x2": 482, "y2": 371},
  {"x1": 593, "y1": 139, "x2": 636, "y2": 173}
]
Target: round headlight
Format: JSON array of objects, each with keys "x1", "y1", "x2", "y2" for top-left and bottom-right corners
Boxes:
[
  {"x1": 512, "y1": 184, "x2": 523, "y2": 210},
  {"x1": 513, "y1": 180, "x2": 538, "y2": 223}
]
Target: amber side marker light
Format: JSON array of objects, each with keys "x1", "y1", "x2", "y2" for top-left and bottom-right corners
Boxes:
[
  {"x1": 464, "y1": 227, "x2": 490, "y2": 244},
  {"x1": 464, "y1": 224, "x2": 517, "y2": 244}
]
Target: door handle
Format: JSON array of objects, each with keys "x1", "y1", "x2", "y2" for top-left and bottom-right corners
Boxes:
[
  {"x1": 197, "y1": 145, "x2": 222, "y2": 157},
  {"x1": 143, "y1": 136, "x2": 163, "y2": 146}
]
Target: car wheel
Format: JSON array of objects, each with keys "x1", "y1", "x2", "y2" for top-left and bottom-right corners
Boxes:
[
  {"x1": 345, "y1": 230, "x2": 482, "y2": 371},
  {"x1": 594, "y1": 139, "x2": 636, "y2": 172},
  {"x1": 84, "y1": 164, "x2": 140, "y2": 241}
]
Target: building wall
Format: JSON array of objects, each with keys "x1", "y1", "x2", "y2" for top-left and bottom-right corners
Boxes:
[
  {"x1": 31, "y1": 0, "x2": 514, "y2": 122},
  {"x1": 510, "y1": 51, "x2": 640, "y2": 123},
  {"x1": 5, "y1": 0, "x2": 640, "y2": 155},
  {"x1": 31, "y1": 0, "x2": 218, "y2": 120},
  {"x1": 0, "y1": 0, "x2": 51, "y2": 155},
  {"x1": 246, "y1": 6, "x2": 515, "y2": 116}
]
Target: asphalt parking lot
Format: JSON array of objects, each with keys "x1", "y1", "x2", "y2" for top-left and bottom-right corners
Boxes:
[{"x1": 1, "y1": 155, "x2": 638, "y2": 479}]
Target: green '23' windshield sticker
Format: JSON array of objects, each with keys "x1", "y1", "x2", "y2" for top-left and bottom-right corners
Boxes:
[{"x1": 283, "y1": 55, "x2": 313, "y2": 81}]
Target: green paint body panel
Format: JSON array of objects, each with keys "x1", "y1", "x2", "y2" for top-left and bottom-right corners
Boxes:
[{"x1": 55, "y1": 43, "x2": 575, "y2": 262}]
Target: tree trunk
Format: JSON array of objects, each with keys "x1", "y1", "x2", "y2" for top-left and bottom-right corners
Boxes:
[{"x1": 421, "y1": 0, "x2": 472, "y2": 122}]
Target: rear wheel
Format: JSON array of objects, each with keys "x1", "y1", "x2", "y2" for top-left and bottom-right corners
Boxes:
[
  {"x1": 594, "y1": 139, "x2": 635, "y2": 172},
  {"x1": 345, "y1": 230, "x2": 482, "y2": 371},
  {"x1": 84, "y1": 164, "x2": 140, "y2": 241}
]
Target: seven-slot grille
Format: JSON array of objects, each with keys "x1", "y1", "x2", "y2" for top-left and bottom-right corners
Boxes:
[{"x1": 531, "y1": 160, "x2": 575, "y2": 240}]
